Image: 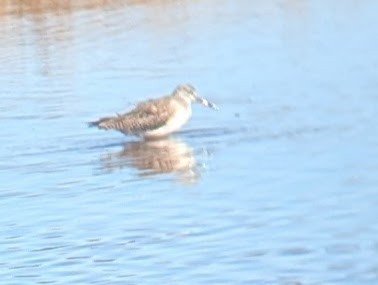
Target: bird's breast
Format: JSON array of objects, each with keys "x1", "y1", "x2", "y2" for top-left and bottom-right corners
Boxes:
[
  {"x1": 143, "y1": 104, "x2": 191, "y2": 139},
  {"x1": 168, "y1": 105, "x2": 192, "y2": 130}
]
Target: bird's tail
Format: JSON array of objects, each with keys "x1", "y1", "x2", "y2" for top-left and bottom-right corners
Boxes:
[{"x1": 88, "y1": 116, "x2": 120, "y2": 130}]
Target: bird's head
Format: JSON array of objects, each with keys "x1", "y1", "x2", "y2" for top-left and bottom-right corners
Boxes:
[{"x1": 172, "y1": 84, "x2": 218, "y2": 110}]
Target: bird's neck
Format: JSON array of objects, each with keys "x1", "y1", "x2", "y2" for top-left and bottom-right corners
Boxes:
[{"x1": 174, "y1": 94, "x2": 191, "y2": 108}]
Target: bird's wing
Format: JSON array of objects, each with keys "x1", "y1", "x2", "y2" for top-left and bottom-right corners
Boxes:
[{"x1": 117, "y1": 97, "x2": 174, "y2": 133}]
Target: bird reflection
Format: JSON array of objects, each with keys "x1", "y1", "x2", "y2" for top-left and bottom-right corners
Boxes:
[{"x1": 100, "y1": 137, "x2": 199, "y2": 183}]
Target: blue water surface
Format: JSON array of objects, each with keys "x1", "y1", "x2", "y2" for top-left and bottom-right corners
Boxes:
[{"x1": 0, "y1": 1, "x2": 378, "y2": 284}]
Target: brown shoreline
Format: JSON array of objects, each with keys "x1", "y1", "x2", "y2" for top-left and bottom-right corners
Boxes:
[{"x1": 0, "y1": 0, "x2": 174, "y2": 16}]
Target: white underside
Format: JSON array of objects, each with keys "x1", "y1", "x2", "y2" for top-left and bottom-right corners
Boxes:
[{"x1": 143, "y1": 105, "x2": 191, "y2": 139}]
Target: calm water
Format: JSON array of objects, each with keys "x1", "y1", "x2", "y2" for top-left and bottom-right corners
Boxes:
[{"x1": 1, "y1": 0, "x2": 378, "y2": 284}]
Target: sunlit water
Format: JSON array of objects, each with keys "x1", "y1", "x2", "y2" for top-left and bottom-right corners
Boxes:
[{"x1": 1, "y1": 1, "x2": 378, "y2": 284}]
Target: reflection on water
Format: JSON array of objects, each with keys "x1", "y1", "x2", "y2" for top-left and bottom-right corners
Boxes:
[{"x1": 100, "y1": 138, "x2": 199, "y2": 183}]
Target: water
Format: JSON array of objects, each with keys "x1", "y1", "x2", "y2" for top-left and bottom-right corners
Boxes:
[{"x1": 1, "y1": 0, "x2": 378, "y2": 284}]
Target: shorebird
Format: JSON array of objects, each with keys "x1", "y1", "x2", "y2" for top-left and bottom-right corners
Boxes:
[{"x1": 89, "y1": 84, "x2": 218, "y2": 139}]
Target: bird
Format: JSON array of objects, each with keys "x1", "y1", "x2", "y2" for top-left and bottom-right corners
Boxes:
[{"x1": 89, "y1": 84, "x2": 218, "y2": 140}]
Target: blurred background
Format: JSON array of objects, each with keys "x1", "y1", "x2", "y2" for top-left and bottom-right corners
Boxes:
[{"x1": 0, "y1": 0, "x2": 378, "y2": 284}]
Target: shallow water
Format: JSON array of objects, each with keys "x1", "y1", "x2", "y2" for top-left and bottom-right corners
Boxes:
[{"x1": 1, "y1": 0, "x2": 378, "y2": 284}]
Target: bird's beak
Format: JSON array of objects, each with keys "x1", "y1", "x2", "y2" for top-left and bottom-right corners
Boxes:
[{"x1": 195, "y1": 95, "x2": 219, "y2": 110}]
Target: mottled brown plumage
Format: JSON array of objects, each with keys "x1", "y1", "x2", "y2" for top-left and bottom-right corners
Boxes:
[{"x1": 89, "y1": 84, "x2": 218, "y2": 139}]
